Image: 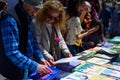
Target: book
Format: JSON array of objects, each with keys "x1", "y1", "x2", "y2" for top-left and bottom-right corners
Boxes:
[
  {"x1": 97, "y1": 42, "x2": 120, "y2": 55},
  {"x1": 89, "y1": 73, "x2": 115, "y2": 80},
  {"x1": 29, "y1": 66, "x2": 61, "y2": 80},
  {"x1": 60, "y1": 72, "x2": 91, "y2": 80},
  {"x1": 104, "y1": 62, "x2": 120, "y2": 71},
  {"x1": 101, "y1": 42, "x2": 115, "y2": 49},
  {"x1": 108, "y1": 36, "x2": 120, "y2": 43},
  {"x1": 102, "y1": 68, "x2": 120, "y2": 79},
  {"x1": 94, "y1": 53, "x2": 113, "y2": 60},
  {"x1": 96, "y1": 48, "x2": 119, "y2": 56},
  {"x1": 55, "y1": 56, "x2": 81, "y2": 64},
  {"x1": 86, "y1": 57, "x2": 110, "y2": 65},
  {"x1": 61, "y1": 72, "x2": 115, "y2": 80},
  {"x1": 72, "y1": 63, "x2": 106, "y2": 75},
  {"x1": 56, "y1": 60, "x2": 85, "y2": 72},
  {"x1": 76, "y1": 47, "x2": 100, "y2": 56}
]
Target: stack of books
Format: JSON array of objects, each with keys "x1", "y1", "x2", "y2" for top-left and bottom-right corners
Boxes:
[{"x1": 55, "y1": 56, "x2": 85, "y2": 72}]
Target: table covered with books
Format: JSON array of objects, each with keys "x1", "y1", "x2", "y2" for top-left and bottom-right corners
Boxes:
[{"x1": 29, "y1": 36, "x2": 120, "y2": 80}]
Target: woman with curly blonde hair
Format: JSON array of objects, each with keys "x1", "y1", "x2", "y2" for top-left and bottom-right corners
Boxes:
[
  {"x1": 34, "y1": 0, "x2": 72, "y2": 65},
  {"x1": 35, "y1": 0, "x2": 66, "y2": 30}
]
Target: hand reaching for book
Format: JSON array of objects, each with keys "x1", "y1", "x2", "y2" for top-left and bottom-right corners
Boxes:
[{"x1": 36, "y1": 64, "x2": 52, "y2": 75}]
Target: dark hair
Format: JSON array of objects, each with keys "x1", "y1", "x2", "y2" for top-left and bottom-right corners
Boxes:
[
  {"x1": 66, "y1": 0, "x2": 85, "y2": 17},
  {"x1": 0, "y1": 1, "x2": 6, "y2": 10},
  {"x1": 90, "y1": 19, "x2": 103, "y2": 35}
]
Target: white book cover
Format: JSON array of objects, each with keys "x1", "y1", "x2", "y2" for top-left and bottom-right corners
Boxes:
[{"x1": 86, "y1": 57, "x2": 110, "y2": 65}]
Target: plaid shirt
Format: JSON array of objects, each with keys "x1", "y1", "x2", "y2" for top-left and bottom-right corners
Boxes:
[{"x1": 1, "y1": 15, "x2": 43, "y2": 72}]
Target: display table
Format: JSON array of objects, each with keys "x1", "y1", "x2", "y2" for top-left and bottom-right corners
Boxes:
[{"x1": 29, "y1": 36, "x2": 120, "y2": 80}]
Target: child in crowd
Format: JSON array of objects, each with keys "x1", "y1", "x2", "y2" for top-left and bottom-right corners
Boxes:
[{"x1": 82, "y1": 18, "x2": 105, "y2": 49}]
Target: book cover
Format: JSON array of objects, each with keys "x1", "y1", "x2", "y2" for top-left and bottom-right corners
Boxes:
[
  {"x1": 56, "y1": 60, "x2": 85, "y2": 72},
  {"x1": 108, "y1": 36, "x2": 120, "y2": 43},
  {"x1": 29, "y1": 66, "x2": 61, "y2": 80},
  {"x1": 86, "y1": 57, "x2": 110, "y2": 65},
  {"x1": 94, "y1": 53, "x2": 113, "y2": 60},
  {"x1": 77, "y1": 47, "x2": 100, "y2": 56},
  {"x1": 89, "y1": 73, "x2": 115, "y2": 80},
  {"x1": 60, "y1": 72, "x2": 91, "y2": 80},
  {"x1": 72, "y1": 63, "x2": 106, "y2": 75},
  {"x1": 104, "y1": 62, "x2": 120, "y2": 71},
  {"x1": 102, "y1": 68, "x2": 120, "y2": 79},
  {"x1": 61, "y1": 72, "x2": 115, "y2": 80}
]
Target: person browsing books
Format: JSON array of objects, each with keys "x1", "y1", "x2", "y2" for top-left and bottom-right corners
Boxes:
[
  {"x1": 33, "y1": 0, "x2": 72, "y2": 65},
  {"x1": 0, "y1": 0, "x2": 51, "y2": 79}
]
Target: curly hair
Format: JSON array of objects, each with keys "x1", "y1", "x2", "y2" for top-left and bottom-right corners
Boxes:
[{"x1": 35, "y1": 0, "x2": 66, "y2": 30}]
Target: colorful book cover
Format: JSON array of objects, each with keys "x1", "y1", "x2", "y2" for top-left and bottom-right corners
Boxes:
[
  {"x1": 102, "y1": 68, "x2": 120, "y2": 79},
  {"x1": 108, "y1": 36, "x2": 120, "y2": 43},
  {"x1": 115, "y1": 45, "x2": 120, "y2": 48},
  {"x1": 72, "y1": 63, "x2": 106, "y2": 75},
  {"x1": 97, "y1": 48, "x2": 119, "y2": 55},
  {"x1": 89, "y1": 73, "x2": 115, "y2": 80},
  {"x1": 104, "y1": 63, "x2": 120, "y2": 71},
  {"x1": 61, "y1": 72, "x2": 115, "y2": 80},
  {"x1": 97, "y1": 42, "x2": 120, "y2": 55},
  {"x1": 60, "y1": 72, "x2": 91, "y2": 80},
  {"x1": 56, "y1": 60, "x2": 85, "y2": 72},
  {"x1": 86, "y1": 57, "x2": 110, "y2": 65},
  {"x1": 101, "y1": 42, "x2": 116, "y2": 49},
  {"x1": 77, "y1": 47, "x2": 100, "y2": 56},
  {"x1": 29, "y1": 66, "x2": 61, "y2": 80},
  {"x1": 94, "y1": 53, "x2": 113, "y2": 60}
]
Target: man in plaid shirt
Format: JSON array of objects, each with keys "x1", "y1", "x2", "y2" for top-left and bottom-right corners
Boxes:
[{"x1": 0, "y1": 0, "x2": 51, "y2": 79}]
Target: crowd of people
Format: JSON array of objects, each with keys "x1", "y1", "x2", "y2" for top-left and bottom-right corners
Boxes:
[{"x1": 0, "y1": 0, "x2": 120, "y2": 79}]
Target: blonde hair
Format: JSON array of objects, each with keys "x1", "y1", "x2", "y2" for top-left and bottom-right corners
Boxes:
[{"x1": 35, "y1": 0, "x2": 66, "y2": 30}]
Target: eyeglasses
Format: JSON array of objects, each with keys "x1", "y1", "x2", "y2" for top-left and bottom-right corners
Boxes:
[{"x1": 47, "y1": 14, "x2": 59, "y2": 21}]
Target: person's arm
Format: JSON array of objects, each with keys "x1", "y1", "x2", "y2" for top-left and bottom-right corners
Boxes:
[
  {"x1": 56, "y1": 27, "x2": 72, "y2": 57},
  {"x1": 1, "y1": 16, "x2": 38, "y2": 72},
  {"x1": 33, "y1": 21, "x2": 54, "y2": 62},
  {"x1": 32, "y1": 32, "x2": 50, "y2": 66},
  {"x1": 75, "y1": 17, "x2": 97, "y2": 39}
]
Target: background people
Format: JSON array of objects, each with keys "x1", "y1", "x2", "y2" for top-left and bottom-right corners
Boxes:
[
  {"x1": 109, "y1": 0, "x2": 120, "y2": 38},
  {"x1": 65, "y1": 0, "x2": 97, "y2": 55}
]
